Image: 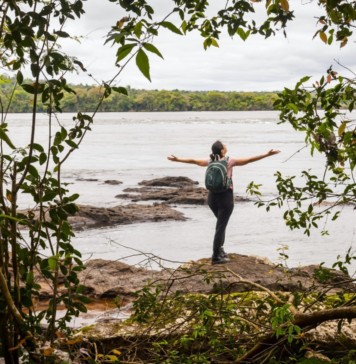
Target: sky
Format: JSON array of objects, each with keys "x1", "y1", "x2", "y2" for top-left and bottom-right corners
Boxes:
[{"x1": 24, "y1": 0, "x2": 356, "y2": 92}]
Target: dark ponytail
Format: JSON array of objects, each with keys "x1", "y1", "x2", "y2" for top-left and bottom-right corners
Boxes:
[{"x1": 210, "y1": 140, "x2": 224, "y2": 161}]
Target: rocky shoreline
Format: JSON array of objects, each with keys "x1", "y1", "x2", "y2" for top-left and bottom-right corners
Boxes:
[
  {"x1": 34, "y1": 253, "x2": 356, "y2": 301},
  {"x1": 116, "y1": 176, "x2": 251, "y2": 205}
]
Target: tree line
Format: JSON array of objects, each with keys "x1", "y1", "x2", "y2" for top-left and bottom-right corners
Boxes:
[{"x1": 0, "y1": 77, "x2": 278, "y2": 112}]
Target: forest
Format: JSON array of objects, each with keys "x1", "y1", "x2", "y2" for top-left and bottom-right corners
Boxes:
[{"x1": 0, "y1": 77, "x2": 278, "y2": 112}]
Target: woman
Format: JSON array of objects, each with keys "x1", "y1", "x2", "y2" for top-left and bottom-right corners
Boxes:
[{"x1": 168, "y1": 140, "x2": 280, "y2": 265}]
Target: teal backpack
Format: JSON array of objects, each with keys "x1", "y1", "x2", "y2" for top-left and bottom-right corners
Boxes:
[{"x1": 205, "y1": 157, "x2": 232, "y2": 193}]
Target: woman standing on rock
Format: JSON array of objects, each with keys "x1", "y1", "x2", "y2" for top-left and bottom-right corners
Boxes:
[{"x1": 168, "y1": 141, "x2": 280, "y2": 265}]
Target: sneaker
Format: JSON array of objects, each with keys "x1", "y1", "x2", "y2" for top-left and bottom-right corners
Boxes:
[
  {"x1": 220, "y1": 246, "x2": 228, "y2": 258},
  {"x1": 211, "y1": 254, "x2": 230, "y2": 265}
]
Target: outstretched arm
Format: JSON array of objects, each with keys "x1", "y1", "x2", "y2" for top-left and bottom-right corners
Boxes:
[
  {"x1": 235, "y1": 149, "x2": 280, "y2": 166},
  {"x1": 167, "y1": 155, "x2": 207, "y2": 167}
]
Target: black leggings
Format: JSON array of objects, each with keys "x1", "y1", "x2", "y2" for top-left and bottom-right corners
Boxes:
[{"x1": 208, "y1": 189, "x2": 234, "y2": 257}]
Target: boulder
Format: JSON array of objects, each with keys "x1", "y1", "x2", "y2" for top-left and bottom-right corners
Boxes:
[
  {"x1": 117, "y1": 186, "x2": 208, "y2": 205},
  {"x1": 69, "y1": 204, "x2": 185, "y2": 228},
  {"x1": 104, "y1": 180, "x2": 122, "y2": 185},
  {"x1": 138, "y1": 176, "x2": 199, "y2": 187},
  {"x1": 117, "y1": 186, "x2": 251, "y2": 205},
  {"x1": 19, "y1": 204, "x2": 185, "y2": 231}
]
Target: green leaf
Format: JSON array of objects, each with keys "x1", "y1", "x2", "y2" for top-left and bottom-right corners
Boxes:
[
  {"x1": 65, "y1": 140, "x2": 78, "y2": 149},
  {"x1": 55, "y1": 30, "x2": 70, "y2": 38},
  {"x1": 69, "y1": 193, "x2": 79, "y2": 201},
  {"x1": 76, "y1": 285, "x2": 86, "y2": 293},
  {"x1": 300, "y1": 76, "x2": 311, "y2": 83},
  {"x1": 0, "y1": 128, "x2": 16, "y2": 149},
  {"x1": 39, "y1": 153, "x2": 47, "y2": 165},
  {"x1": 211, "y1": 38, "x2": 219, "y2": 47},
  {"x1": 28, "y1": 165, "x2": 39, "y2": 179},
  {"x1": 32, "y1": 143, "x2": 44, "y2": 152},
  {"x1": 112, "y1": 87, "x2": 128, "y2": 95},
  {"x1": 48, "y1": 258, "x2": 57, "y2": 271},
  {"x1": 0, "y1": 214, "x2": 30, "y2": 225},
  {"x1": 73, "y1": 302, "x2": 87, "y2": 313},
  {"x1": 237, "y1": 28, "x2": 247, "y2": 41},
  {"x1": 26, "y1": 271, "x2": 34, "y2": 284},
  {"x1": 76, "y1": 295, "x2": 91, "y2": 304},
  {"x1": 142, "y1": 43, "x2": 163, "y2": 59},
  {"x1": 161, "y1": 21, "x2": 182, "y2": 35},
  {"x1": 136, "y1": 49, "x2": 151, "y2": 82},
  {"x1": 43, "y1": 191, "x2": 57, "y2": 202},
  {"x1": 54, "y1": 132, "x2": 62, "y2": 146},
  {"x1": 61, "y1": 127, "x2": 68, "y2": 140},
  {"x1": 22, "y1": 83, "x2": 45, "y2": 94},
  {"x1": 181, "y1": 20, "x2": 187, "y2": 35},
  {"x1": 116, "y1": 44, "x2": 136, "y2": 63},
  {"x1": 60, "y1": 265, "x2": 68, "y2": 276},
  {"x1": 17, "y1": 71, "x2": 23, "y2": 85},
  {"x1": 287, "y1": 103, "x2": 298, "y2": 114}
]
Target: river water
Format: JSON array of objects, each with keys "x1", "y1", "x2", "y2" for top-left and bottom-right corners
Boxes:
[{"x1": 7, "y1": 111, "x2": 356, "y2": 274}]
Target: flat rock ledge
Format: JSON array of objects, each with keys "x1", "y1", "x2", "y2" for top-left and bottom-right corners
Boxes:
[
  {"x1": 138, "y1": 176, "x2": 199, "y2": 187},
  {"x1": 36, "y1": 254, "x2": 356, "y2": 300},
  {"x1": 19, "y1": 203, "x2": 185, "y2": 232},
  {"x1": 116, "y1": 176, "x2": 251, "y2": 205},
  {"x1": 69, "y1": 204, "x2": 184, "y2": 229}
]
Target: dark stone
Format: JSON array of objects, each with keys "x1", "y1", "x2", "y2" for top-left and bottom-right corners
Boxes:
[
  {"x1": 104, "y1": 180, "x2": 123, "y2": 185},
  {"x1": 117, "y1": 187, "x2": 251, "y2": 205},
  {"x1": 69, "y1": 204, "x2": 185, "y2": 228},
  {"x1": 76, "y1": 178, "x2": 99, "y2": 182},
  {"x1": 138, "y1": 176, "x2": 199, "y2": 187}
]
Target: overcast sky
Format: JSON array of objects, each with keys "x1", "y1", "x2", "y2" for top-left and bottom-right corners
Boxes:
[{"x1": 29, "y1": 0, "x2": 356, "y2": 91}]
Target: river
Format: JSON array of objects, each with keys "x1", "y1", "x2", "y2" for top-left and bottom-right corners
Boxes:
[{"x1": 7, "y1": 111, "x2": 356, "y2": 274}]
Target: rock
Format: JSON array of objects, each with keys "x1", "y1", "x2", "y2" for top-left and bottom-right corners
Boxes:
[
  {"x1": 249, "y1": 254, "x2": 274, "y2": 265},
  {"x1": 76, "y1": 178, "x2": 99, "y2": 182},
  {"x1": 304, "y1": 351, "x2": 331, "y2": 362},
  {"x1": 19, "y1": 204, "x2": 185, "y2": 232},
  {"x1": 305, "y1": 320, "x2": 356, "y2": 353},
  {"x1": 123, "y1": 187, "x2": 161, "y2": 193},
  {"x1": 104, "y1": 180, "x2": 122, "y2": 185},
  {"x1": 75, "y1": 259, "x2": 169, "y2": 299},
  {"x1": 117, "y1": 187, "x2": 208, "y2": 205},
  {"x1": 36, "y1": 255, "x2": 356, "y2": 301},
  {"x1": 69, "y1": 204, "x2": 185, "y2": 228},
  {"x1": 117, "y1": 186, "x2": 251, "y2": 205},
  {"x1": 138, "y1": 176, "x2": 199, "y2": 187}
]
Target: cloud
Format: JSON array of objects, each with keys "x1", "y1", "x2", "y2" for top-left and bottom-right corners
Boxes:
[{"x1": 24, "y1": 0, "x2": 356, "y2": 91}]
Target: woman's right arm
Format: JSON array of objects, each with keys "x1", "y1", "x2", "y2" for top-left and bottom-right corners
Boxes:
[{"x1": 167, "y1": 155, "x2": 207, "y2": 167}]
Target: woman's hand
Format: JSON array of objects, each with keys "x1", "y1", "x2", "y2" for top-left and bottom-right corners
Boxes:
[
  {"x1": 167, "y1": 155, "x2": 179, "y2": 162},
  {"x1": 267, "y1": 149, "x2": 281, "y2": 156},
  {"x1": 167, "y1": 156, "x2": 207, "y2": 166}
]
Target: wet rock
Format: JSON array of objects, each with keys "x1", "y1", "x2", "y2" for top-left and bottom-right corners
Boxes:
[
  {"x1": 104, "y1": 180, "x2": 123, "y2": 185},
  {"x1": 117, "y1": 186, "x2": 250, "y2": 205},
  {"x1": 76, "y1": 178, "x2": 99, "y2": 182},
  {"x1": 19, "y1": 204, "x2": 185, "y2": 232},
  {"x1": 69, "y1": 204, "x2": 185, "y2": 228},
  {"x1": 138, "y1": 176, "x2": 199, "y2": 187},
  {"x1": 117, "y1": 187, "x2": 208, "y2": 205},
  {"x1": 123, "y1": 187, "x2": 160, "y2": 193}
]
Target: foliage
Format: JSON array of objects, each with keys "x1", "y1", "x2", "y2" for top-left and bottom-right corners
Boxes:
[
  {"x1": 247, "y1": 68, "x2": 356, "y2": 237},
  {"x1": 0, "y1": 78, "x2": 278, "y2": 112}
]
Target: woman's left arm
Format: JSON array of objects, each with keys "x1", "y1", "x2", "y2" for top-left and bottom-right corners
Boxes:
[{"x1": 235, "y1": 149, "x2": 280, "y2": 166}]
